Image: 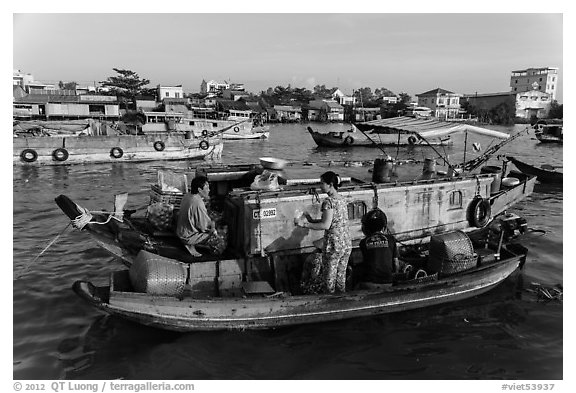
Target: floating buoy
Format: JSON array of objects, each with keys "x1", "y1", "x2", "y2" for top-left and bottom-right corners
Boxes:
[
  {"x1": 153, "y1": 141, "x2": 165, "y2": 152},
  {"x1": 20, "y1": 148, "x2": 38, "y2": 163},
  {"x1": 467, "y1": 196, "x2": 491, "y2": 228},
  {"x1": 110, "y1": 147, "x2": 124, "y2": 159},
  {"x1": 52, "y1": 148, "x2": 69, "y2": 162}
]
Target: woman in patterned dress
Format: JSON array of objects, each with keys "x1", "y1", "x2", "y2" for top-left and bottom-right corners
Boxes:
[{"x1": 295, "y1": 171, "x2": 352, "y2": 293}]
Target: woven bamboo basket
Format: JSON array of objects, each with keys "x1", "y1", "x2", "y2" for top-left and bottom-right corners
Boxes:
[
  {"x1": 129, "y1": 250, "x2": 188, "y2": 296},
  {"x1": 428, "y1": 230, "x2": 476, "y2": 274}
]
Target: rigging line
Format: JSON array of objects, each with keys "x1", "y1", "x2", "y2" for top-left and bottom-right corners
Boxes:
[{"x1": 14, "y1": 222, "x2": 72, "y2": 281}]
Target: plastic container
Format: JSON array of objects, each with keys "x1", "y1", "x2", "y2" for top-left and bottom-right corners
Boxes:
[
  {"x1": 481, "y1": 165, "x2": 503, "y2": 194},
  {"x1": 372, "y1": 158, "x2": 393, "y2": 183},
  {"x1": 501, "y1": 177, "x2": 520, "y2": 188}
]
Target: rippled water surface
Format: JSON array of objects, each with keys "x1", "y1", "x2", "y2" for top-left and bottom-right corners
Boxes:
[{"x1": 13, "y1": 123, "x2": 562, "y2": 380}]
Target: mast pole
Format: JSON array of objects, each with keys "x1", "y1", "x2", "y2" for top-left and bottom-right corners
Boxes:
[{"x1": 463, "y1": 130, "x2": 468, "y2": 166}]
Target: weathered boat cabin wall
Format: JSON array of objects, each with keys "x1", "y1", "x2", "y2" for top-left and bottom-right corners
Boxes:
[
  {"x1": 13, "y1": 93, "x2": 120, "y2": 120},
  {"x1": 223, "y1": 176, "x2": 494, "y2": 256}
]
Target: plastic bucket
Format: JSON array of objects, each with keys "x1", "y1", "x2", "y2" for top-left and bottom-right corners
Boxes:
[
  {"x1": 372, "y1": 158, "x2": 393, "y2": 183},
  {"x1": 481, "y1": 165, "x2": 502, "y2": 194}
]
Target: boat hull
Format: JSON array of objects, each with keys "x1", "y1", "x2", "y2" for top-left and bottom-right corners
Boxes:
[
  {"x1": 308, "y1": 128, "x2": 451, "y2": 147},
  {"x1": 507, "y1": 156, "x2": 562, "y2": 184},
  {"x1": 222, "y1": 131, "x2": 269, "y2": 140},
  {"x1": 13, "y1": 134, "x2": 223, "y2": 165},
  {"x1": 73, "y1": 255, "x2": 524, "y2": 331}
]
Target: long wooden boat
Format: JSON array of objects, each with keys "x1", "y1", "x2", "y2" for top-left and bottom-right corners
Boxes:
[
  {"x1": 142, "y1": 111, "x2": 269, "y2": 140},
  {"x1": 71, "y1": 234, "x2": 528, "y2": 331},
  {"x1": 533, "y1": 119, "x2": 562, "y2": 144},
  {"x1": 307, "y1": 126, "x2": 452, "y2": 147},
  {"x1": 506, "y1": 156, "x2": 562, "y2": 184},
  {"x1": 13, "y1": 120, "x2": 223, "y2": 165}
]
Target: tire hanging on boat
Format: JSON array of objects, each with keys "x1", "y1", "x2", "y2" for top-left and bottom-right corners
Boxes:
[
  {"x1": 233, "y1": 126, "x2": 240, "y2": 133},
  {"x1": 52, "y1": 148, "x2": 69, "y2": 162},
  {"x1": 153, "y1": 141, "x2": 165, "y2": 151},
  {"x1": 20, "y1": 149, "x2": 38, "y2": 163},
  {"x1": 201, "y1": 130, "x2": 209, "y2": 137},
  {"x1": 344, "y1": 136, "x2": 354, "y2": 145},
  {"x1": 110, "y1": 147, "x2": 124, "y2": 159},
  {"x1": 408, "y1": 136, "x2": 418, "y2": 145},
  {"x1": 199, "y1": 140, "x2": 210, "y2": 150},
  {"x1": 467, "y1": 196, "x2": 491, "y2": 228}
]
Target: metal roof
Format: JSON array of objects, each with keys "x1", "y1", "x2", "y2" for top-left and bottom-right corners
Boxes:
[{"x1": 357, "y1": 116, "x2": 510, "y2": 139}]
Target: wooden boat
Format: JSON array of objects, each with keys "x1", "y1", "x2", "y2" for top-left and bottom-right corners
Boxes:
[
  {"x1": 533, "y1": 119, "x2": 562, "y2": 144},
  {"x1": 71, "y1": 227, "x2": 529, "y2": 331},
  {"x1": 506, "y1": 156, "x2": 562, "y2": 184},
  {"x1": 13, "y1": 119, "x2": 223, "y2": 166},
  {"x1": 56, "y1": 124, "x2": 535, "y2": 330},
  {"x1": 307, "y1": 125, "x2": 452, "y2": 147},
  {"x1": 142, "y1": 111, "x2": 269, "y2": 140}
]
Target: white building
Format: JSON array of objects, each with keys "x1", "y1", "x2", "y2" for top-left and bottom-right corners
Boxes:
[
  {"x1": 515, "y1": 82, "x2": 552, "y2": 119},
  {"x1": 510, "y1": 67, "x2": 559, "y2": 101},
  {"x1": 157, "y1": 85, "x2": 184, "y2": 100}
]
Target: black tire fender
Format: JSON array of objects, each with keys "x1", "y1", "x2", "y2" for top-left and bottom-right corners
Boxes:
[
  {"x1": 153, "y1": 141, "x2": 165, "y2": 151},
  {"x1": 110, "y1": 147, "x2": 124, "y2": 159},
  {"x1": 233, "y1": 126, "x2": 240, "y2": 133},
  {"x1": 467, "y1": 196, "x2": 491, "y2": 228},
  {"x1": 52, "y1": 148, "x2": 69, "y2": 161},
  {"x1": 408, "y1": 136, "x2": 418, "y2": 145},
  {"x1": 199, "y1": 140, "x2": 210, "y2": 150},
  {"x1": 20, "y1": 149, "x2": 38, "y2": 163},
  {"x1": 344, "y1": 136, "x2": 354, "y2": 145}
]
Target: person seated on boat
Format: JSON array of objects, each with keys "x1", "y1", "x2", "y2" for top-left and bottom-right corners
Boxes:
[
  {"x1": 295, "y1": 171, "x2": 352, "y2": 294},
  {"x1": 176, "y1": 175, "x2": 218, "y2": 257},
  {"x1": 356, "y1": 208, "x2": 399, "y2": 285}
]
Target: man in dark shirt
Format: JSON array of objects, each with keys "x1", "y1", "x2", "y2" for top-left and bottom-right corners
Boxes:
[{"x1": 358, "y1": 208, "x2": 399, "y2": 284}]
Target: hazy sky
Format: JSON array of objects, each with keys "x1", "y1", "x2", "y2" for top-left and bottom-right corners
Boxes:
[{"x1": 13, "y1": 13, "x2": 564, "y2": 102}]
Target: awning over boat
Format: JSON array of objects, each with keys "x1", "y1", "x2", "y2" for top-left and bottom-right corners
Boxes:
[{"x1": 357, "y1": 117, "x2": 510, "y2": 139}]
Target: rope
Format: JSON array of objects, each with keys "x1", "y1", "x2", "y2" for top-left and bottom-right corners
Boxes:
[
  {"x1": 71, "y1": 207, "x2": 124, "y2": 230},
  {"x1": 372, "y1": 183, "x2": 379, "y2": 209},
  {"x1": 14, "y1": 222, "x2": 72, "y2": 280}
]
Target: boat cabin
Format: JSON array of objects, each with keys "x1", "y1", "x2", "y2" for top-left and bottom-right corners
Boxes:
[{"x1": 129, "y1": 161, "x2": 532, "y2": 298}]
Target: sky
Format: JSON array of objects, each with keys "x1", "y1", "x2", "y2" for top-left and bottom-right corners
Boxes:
[{"x1": 12, "y1": 11, "x2": 564, "y2": 102}]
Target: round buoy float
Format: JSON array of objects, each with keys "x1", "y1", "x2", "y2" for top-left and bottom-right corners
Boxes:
[
  {"x1": 52, "y1": 148, "x2": 69, "y2": 162},
  {"x1": 20, "y1": 149, "x2": 38, "y2": 163},
  {"x1": 110, "y1": 147, "x2": 124, "y2": 159},
  {"x1": 467, "y1": 196, "x2": 491, "y2": 228},
  {"x1": 153, "y1": 141, "x2": 165, "y2": 151}
]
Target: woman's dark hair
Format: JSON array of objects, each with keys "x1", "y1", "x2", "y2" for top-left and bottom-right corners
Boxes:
[
  {"x1": 320, "y1": 171, "x2": 341, "y2": 190},
  {"x1": 362, "y1": 208, "x2": 388, "y2": 234},
  {"x1": 190, "y1": 176, "x2": 209, "y2": 194}
]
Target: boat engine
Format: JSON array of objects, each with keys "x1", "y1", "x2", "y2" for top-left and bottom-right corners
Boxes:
[{"x1": 488, "y1": 213, "x2": 527, "y2": 243}]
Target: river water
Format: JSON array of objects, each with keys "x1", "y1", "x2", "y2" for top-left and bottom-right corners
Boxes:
[{"x1": 12, "y1": 123, "x2": 563, "y2": 380}]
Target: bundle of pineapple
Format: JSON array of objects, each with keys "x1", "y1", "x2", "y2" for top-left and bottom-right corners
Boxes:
[{"x1": 146, "y1": 202, "x2": 175, "y2": 231}]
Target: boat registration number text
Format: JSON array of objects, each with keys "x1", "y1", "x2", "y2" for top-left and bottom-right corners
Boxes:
[{"x1": 253, "y1": 208, "x2": 277, "y2": 220}]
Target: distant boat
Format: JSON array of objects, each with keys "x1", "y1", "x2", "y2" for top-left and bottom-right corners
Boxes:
[
  {"x1": 141, "y1": 111, "x2": 268, "y2": 140},
  {"x1": 307, "y1": 123, "x2": 452, "y2": 148},
  {"x1": 533, "y1": 119, "x2": 562, "y2": 144},
  {"x1": 13, "y1": 119, "x2": 223, "y2": 165},
  {"x1": 506, "y1": 156, "x2": 562, "y2": 184}
]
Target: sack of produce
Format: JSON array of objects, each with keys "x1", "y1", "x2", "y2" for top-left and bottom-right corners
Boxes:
[{"x1": 146, "y1": 202, "x2": 174, "y2": 231}]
